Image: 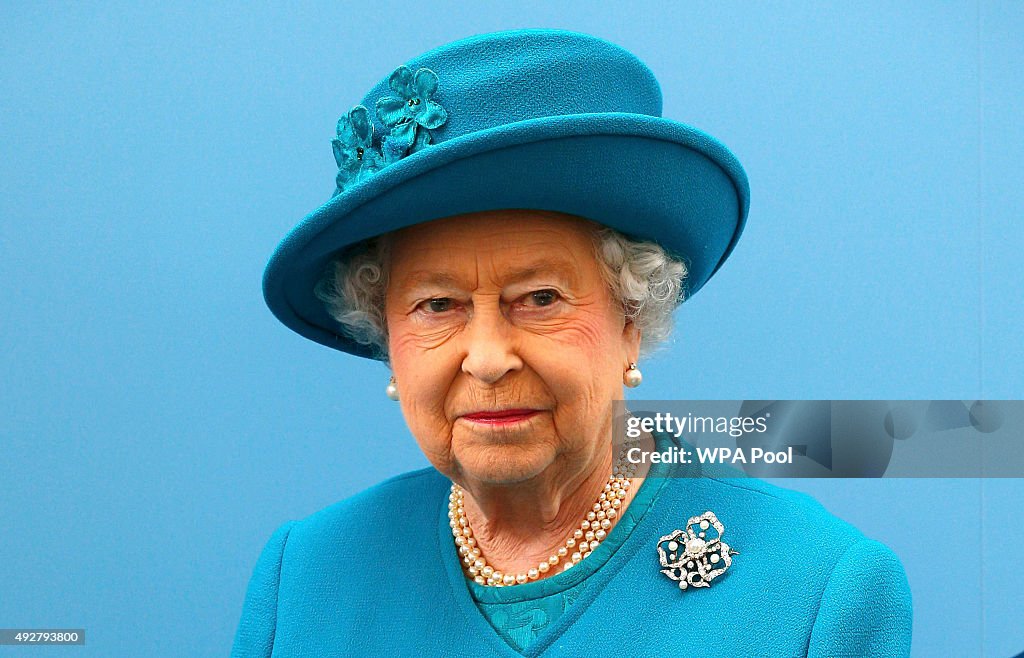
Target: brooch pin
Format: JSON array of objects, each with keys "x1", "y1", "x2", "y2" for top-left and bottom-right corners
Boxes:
[{"x1": 657, "y1": 511, "x2": 738, "y2": 590}]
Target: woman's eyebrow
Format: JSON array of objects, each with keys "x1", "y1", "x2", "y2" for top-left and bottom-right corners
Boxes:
[
  {"x1": 398, "y1": 261, "x2": 578, "y2": 291},
  {"x1": 398, "y1": 271, "x2": 464, "y2": 291},
  {"x1": 501, "y1": 261, "x2": 578, "y2": 287}
]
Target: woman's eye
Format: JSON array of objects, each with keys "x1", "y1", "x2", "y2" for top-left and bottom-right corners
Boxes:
[
  {"x1": 525, "y1": 289, "x2": 559, "y2": 306},
  {"x1": 423, "y1": 298, "x2": 453, "y2": 313}
]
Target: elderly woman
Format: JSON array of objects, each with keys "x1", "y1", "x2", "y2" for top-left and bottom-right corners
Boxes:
[{"x1": 233, "y1": 29, "x2": 912, "y2": 657}]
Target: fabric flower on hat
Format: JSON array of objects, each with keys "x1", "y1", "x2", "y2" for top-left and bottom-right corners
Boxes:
[
  {"x1": 381, "y1": 128, "x2": 433, "y2": 164},
  {"x1": 332, "y1": 105, "x2": 384, "y2": 194},
  {"x1": 375, "y1": 65, "x2": 447, "y2": 160}
]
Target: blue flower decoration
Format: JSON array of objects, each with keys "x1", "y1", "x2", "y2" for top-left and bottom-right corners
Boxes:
[
  {"x1": 330, "y1": 65, "x2": 448, "y2": 194},
  {"x1": 381, "y1": 127, "x2": 433, "y2": 165},
  {"x1": 332, "y1": 105, "x2": 384, "y2": 193},
  {"x1": 375, "y1": 66, "x2": 448, "y2": 160}
]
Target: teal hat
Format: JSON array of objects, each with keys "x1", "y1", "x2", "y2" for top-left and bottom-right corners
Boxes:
[{"x1": 263, "y1": 28, "x2": 750, "y2": 359}]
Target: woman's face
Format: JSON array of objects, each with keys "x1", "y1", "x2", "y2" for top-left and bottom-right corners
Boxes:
[{"x1": 384, "y1": 210, "x2": 641, "y2": 486}]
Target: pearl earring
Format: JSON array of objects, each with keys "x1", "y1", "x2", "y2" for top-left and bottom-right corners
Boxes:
[
  {"x1": 386, "y1": 375, "x2": 400, "y2": 401},
  {"x1": 624, "y1": 362, "x2": 642, "y2": 388}
]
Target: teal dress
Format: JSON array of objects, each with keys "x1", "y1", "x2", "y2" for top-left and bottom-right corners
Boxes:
[
  {"x1": 231, "y1": 432, "x2": 912, "y2": 656},
  {"x1": 467, "y1": 434, "x2": 675, "y2": 653}
]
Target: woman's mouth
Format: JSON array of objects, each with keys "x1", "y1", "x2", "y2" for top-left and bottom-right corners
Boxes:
[{"x1": 460, "y1": 409, "x2": 542, "y2": 426}]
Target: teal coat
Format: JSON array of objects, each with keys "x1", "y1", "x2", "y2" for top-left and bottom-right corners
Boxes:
[{"x1": 232, "y1": 440, "x2": 912, "y2": 657}]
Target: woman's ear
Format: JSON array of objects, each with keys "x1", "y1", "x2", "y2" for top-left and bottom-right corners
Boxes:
[{"x1": 621, "y1": 320, "x2": 642, "y2": 363}]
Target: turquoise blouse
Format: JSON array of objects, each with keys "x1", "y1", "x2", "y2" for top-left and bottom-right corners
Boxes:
[{"x1": 232, "y1": 432, "x2": 912, "y2": 657}]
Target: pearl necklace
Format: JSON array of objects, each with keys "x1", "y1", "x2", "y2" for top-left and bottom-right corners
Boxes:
[{"x1": 448, "y1": 442, "x2": 639, "y2": 587}]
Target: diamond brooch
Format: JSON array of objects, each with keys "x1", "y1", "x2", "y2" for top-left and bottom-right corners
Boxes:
[{"x1": 657, "y1": 511, "x2": 738, "y2": 590}]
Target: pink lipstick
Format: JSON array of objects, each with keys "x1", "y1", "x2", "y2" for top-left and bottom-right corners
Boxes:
[{"x1": 460, "y1": 409, "x2": 541, "y2": 425}]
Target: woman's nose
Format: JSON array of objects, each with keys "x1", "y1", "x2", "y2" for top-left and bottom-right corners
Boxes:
[{"x1": 460, "y1": 306, "x2": 523, "y2": 385}]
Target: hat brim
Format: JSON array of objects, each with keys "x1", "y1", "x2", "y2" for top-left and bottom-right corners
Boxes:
[{"x1": 263, "y1": 112, "x2": 750, "y2": 359}]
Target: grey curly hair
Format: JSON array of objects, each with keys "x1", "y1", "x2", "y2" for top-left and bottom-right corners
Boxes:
[{"x1": 314, "y1": 220, "x2": 688, "y2": 363}]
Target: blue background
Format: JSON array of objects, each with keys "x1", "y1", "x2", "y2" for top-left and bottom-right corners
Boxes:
[{"x1": 2, "y1": 2, "x2": 1021, "y2": 656}]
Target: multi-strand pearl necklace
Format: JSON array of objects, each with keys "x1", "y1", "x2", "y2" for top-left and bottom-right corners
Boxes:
[{"x1": 448, "y1": 442, "x2": 640, "y2": 587}]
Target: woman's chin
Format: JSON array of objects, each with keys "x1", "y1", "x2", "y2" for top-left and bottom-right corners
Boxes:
[{"x1": 453, "y1": 443, "x2": 554, "y2": 486}]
